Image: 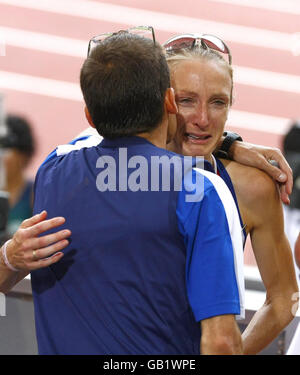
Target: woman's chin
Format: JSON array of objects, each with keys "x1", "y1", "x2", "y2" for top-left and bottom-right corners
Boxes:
[{"x1": 182, "y1": 142, "x2": 208, "y2": 157}]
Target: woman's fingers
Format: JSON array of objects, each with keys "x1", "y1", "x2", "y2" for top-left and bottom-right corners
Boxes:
[
  {"x1": 5, "y1": 214, "x2": 71, "y2": 271},
  {"x1": 20, "y1": 211, "x2": 48, "y2": 229},
  {"x1": 22, "y1": 216, "x2": 66, "y2": 239}
]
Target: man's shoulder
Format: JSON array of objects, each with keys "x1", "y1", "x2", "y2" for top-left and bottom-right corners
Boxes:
[{"x1": 38, "y1": 134, "x2": 101, "y2": 171}]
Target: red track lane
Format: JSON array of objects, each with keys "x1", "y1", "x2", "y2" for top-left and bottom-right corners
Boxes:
[
  {"x1": 1, "y1": 4, "x2": 300, "y2": 76},
  {"x1": 231, "y1": 44, "x2": 300, "y2": 76},
  {"x1": 1, "y1": 46, "x2": 83, "y2": 83},
  {"x1": 98, "y1": 0, "x2": 300, "y2": 33},
  {"x1": 232, "y1": 85, "x2": 300, "y2": 120},
  {"x1": 0, "y1": 4, "x2": 132, "y2": 41}
]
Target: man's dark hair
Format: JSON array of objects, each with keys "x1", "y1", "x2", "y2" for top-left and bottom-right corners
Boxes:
[
  {"x1": 80, "y1": 33, "x2": 170, "y2": 138},
  {"x1": 5, "y1": 115, "x2": 36, "y2": 158}
]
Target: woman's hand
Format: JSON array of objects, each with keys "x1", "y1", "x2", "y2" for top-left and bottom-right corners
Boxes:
[{"x1": 2, "y1": 211, "x2": 71, "y2": 271}]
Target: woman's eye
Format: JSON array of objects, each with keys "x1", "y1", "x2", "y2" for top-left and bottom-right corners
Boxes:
[
  {"x1": 178, "y1": 98, "x2": 193, "y2": 104},
  {"x1": 212, "y1": 100, "x2": 229, "y2": 109}
]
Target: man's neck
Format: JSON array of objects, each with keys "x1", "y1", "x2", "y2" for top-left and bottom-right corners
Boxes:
[{"x1": 137, "y1": 120, "x2": 168, "y2": 149}]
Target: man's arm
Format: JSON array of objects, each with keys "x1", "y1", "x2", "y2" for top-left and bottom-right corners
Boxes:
[
  {"x1": 201, "y1": 315, "x2": 243, "y2": 355},
  {"x1": 240, "y1": 171, "x2": 298, "y2": 354},
  {"x1": 177, "y1": 168, "x2": 245, "y2": 354},
  {"x1": 0, "y1": 211, "x2": 71, "y2": 294},
  {"x1": 216, "y1": 135, "x2": 293, "y2": 205}
]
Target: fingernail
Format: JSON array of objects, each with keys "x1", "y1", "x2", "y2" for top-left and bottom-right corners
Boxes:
[{"x1": 279, "y1": 174, "x2": 286, "y2": 181}]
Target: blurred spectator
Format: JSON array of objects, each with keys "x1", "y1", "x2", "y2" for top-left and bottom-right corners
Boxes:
[
  {"x1": 3, "y1": 115, "x2": 36, "y2": 237},
  {"x1": 283, "y1": 120, "x2": 300, "y2": 284},
  {"x1": 284, "y1": 121, "x2": 300, "y2": 355}
]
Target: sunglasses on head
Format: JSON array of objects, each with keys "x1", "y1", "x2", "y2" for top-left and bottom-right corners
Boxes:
[
  {"x1": 87, "y1": 26, "x2": 156, "y2": 57},
  {"x1": 163, "y1": 33, "x2": 232, "y2": 65}
]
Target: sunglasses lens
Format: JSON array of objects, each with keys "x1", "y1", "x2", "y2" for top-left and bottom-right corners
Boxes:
[
  {"x1": 201, "y1": 35, "x2": 229, "y2": 54},
  {"x1": 164, "y1": 37, "x2": 195, "y2": 52},
  {"x1": 163, "y1": 33, "x2": 231, "y2": 64},
  {"x1": 88, "y1": 27, "x2": 155, "y2": 56},
  {"x1": 127, "y1": 27, "x2": 153, "y2": 40}
]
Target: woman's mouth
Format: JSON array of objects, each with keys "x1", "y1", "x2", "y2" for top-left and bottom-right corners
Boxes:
[{"x1": 185, "y1": 133, "x2": 212, "y2": 144}]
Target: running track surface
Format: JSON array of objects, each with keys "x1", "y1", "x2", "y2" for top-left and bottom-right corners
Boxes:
[{"x1": 0, "y1": 0, "x2": 299, "y2": 266}]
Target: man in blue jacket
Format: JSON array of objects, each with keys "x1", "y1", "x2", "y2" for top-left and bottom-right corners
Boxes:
[{"x1": 31, "y1": 28, "x2": 244, "y2": 355}]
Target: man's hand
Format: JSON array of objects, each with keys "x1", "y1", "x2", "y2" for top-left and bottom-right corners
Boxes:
[
  {"x1": 2, "y1": 211, "x2": 71, "y2": 271},
  {"x1": 229, "y1": 141, "x2": 293, "y2": 205}
]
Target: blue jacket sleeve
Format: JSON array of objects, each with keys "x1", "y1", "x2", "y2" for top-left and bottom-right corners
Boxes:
[{"x1": 176, "y1": 168, "x2": 245, "y2": 322}]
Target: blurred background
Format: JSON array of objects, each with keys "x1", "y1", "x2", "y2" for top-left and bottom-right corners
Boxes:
[{"x1": 0, "y1": 0, "x2": 299, "y2": 265}]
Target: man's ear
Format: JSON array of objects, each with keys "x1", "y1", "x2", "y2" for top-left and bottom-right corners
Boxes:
[
  {"x1": 84, "y1": 106, "x2": 96, "y2": 128},
  {"x1": 165, "y1": 88, "x2": 178, "y2": 115}
]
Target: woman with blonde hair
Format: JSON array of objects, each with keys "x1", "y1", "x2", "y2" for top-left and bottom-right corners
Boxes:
[{"x1": 164, "y1": 33, "x2": 298, "y2": 354}]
